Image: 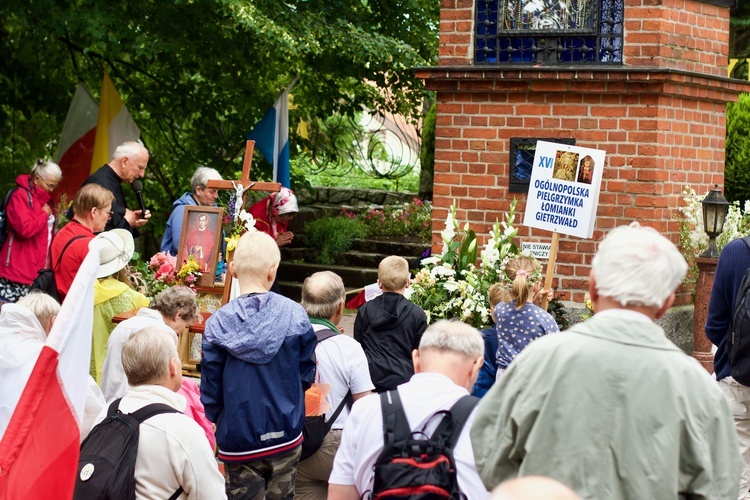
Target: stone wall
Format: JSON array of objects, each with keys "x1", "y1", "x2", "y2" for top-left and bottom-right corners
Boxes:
[{"x1": 295, "y1": 186, "x2": 418, "y2": 207}]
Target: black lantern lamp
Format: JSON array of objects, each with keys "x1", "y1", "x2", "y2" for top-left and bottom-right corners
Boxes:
[{"x1": 701, "y1": 185, "x2": 730, "y2": 259}]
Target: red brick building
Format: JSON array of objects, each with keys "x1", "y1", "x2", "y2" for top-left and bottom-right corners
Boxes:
[{"x1": 416, "y1": 0, "x2": 749, "y2": 304}]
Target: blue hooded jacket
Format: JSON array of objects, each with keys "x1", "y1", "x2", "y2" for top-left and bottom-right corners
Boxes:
[
  {"x1": 160, "y1": 192, "x2": 197, "y2": 256},
  {"x1": 200, "y1": 292, "x2": 316, "y2": 461}
]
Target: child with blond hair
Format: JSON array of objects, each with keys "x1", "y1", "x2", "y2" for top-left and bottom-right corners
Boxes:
[
  {"x1": 495, "y1": 255, "x2": 559, "y2": 375},
  {"x1": 354, "y1": 255, "x2": 427, "y2": 392}
]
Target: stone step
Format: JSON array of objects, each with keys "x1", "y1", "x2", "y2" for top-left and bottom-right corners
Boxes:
[
  {"x1": 278, "y1": 281, "x2": 364, "y2": 304},
  {"x1": 277, "y1": 261, "x2": 379, "y2": 289},
  {"x1": 350, "y1": 238, "x2": 429, "y2": 257}
]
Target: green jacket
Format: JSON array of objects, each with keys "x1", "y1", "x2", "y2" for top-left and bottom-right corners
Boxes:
[{"x1": 471, "y1": 310, "x2": 741, "y2": 499}]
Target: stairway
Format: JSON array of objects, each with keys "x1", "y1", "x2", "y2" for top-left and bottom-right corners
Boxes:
[{"x1": 278, "y1": 237, "x2": 430, "y2": 302}]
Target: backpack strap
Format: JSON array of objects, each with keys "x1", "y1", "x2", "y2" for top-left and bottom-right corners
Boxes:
[
  {"x1": 324, "y1": 391, "x2": 353, "y2": 431},
  {"x1": 52, "y1": 234, "x2": 87, "y2": 271},
  {"x1": 167, "y1": 486, "x2": 184, "y2": 500},
  {"x1": 430, "y1": 395, "x2": 479, "y2": 453},
  {"x1": 108, "y1": 397, "x2": 181, "y2": 422},
  {"x1": 378, "y1": 390, "x2": 412, "y2": 459},
  {"x1": 129, "y1": 402, "x2": 181, "y2": 423},
  {"x1": 315, "y1": 328, "x2": 340, "y2": 343}
]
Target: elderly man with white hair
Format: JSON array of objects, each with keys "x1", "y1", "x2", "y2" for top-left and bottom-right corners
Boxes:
[
  {"x1": 471, "y1": 222, "x2": 742, "y2": 499},
  {"x1": 328, "y1": 320, "x2": 490, "y2": 500},
  {"x1": 77, "y1": 140, "x2": 151, "y2": 235}
]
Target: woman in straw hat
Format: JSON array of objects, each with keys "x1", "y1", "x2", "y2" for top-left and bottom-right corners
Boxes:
[{"x1": 91, "y1": 228, "x2": 148, "y2": 383}]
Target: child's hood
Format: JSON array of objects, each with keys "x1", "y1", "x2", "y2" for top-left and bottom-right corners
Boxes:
[{"x1": 204, "y1": 293, "x2": 311, "y2": 364}]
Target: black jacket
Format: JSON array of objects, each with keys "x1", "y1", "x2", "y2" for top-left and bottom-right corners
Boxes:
[
  {"x1": 354, "y1": 292, "x2": 428, "y2": 392},
  {"x1": 79, "y1": 164, "x2": 135, "y2": 235}
]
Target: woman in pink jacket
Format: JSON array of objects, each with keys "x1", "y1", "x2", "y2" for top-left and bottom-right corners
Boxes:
[{"x1": 0, "y1": 160, "x2": 62, "y2": 302}]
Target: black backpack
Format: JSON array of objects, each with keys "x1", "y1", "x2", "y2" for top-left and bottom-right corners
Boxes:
[
  {"x1": 74, "y1": 398, "x2": 184, "y2": 500},
  {"x1": 730, "y1": 237, "x2": 750, "y2": 385},
  {"x1": 30, "y1": 234, "x2": 86, "y2": 302},
  {"x1": 371, "y1": 390, "x2": 479, "y2": 500},
  {"x1": 0, "y1": 187, "x2": 32, "y2": 249},
  {"x1": 300, "y1": 327, "x2": 353, "y2": 461}
]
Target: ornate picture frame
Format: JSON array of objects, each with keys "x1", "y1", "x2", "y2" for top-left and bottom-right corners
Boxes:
[{"x1": 176, "y1": 206, "x2": 224, "y2": 288}]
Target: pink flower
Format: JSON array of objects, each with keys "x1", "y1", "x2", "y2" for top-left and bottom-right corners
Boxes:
[
  {"x1": 150, "y1": 251, "x2": 176, "y2": 269},
  {"x1": 186, "y1": 274, "x2": 196, "y2": 283},
  {"x1": 156, "y1": 262, "x2": 175, "y2": 279}
]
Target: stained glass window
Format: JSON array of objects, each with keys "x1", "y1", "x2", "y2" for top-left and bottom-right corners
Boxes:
[{"x1": 476, "y1": 0, "x2": 624, "y2": 64}]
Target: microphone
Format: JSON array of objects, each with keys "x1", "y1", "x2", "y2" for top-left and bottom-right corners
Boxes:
[{"x1": 131, "y1": 179, "x2": 147, "y2": 218}]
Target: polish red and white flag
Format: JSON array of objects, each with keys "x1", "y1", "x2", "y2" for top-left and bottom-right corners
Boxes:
[{"x1": 0, "y1": 239, "x2": 101, "y2": 498}]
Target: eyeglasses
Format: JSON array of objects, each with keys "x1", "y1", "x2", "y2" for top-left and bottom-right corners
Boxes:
[
  {"x1": 97, "y1": 207, "x2": 114, "y2": 219},
  {"x1": 36, "y1": 177, "x2": 59, "y2": 191}
]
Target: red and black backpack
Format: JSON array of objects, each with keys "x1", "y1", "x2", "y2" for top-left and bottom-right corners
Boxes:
[{"x1": 371, "y1": 390, "x2": 478, "y2": 500}]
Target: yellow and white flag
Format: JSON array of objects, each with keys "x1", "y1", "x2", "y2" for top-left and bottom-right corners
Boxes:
[{"x1": 90, "y1": 71, "x2": 140, "y2": 172}]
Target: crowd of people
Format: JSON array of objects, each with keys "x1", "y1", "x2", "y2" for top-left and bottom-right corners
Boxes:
[{"x1": 0, "y1": 141, "x2": 748, "y2": 499}]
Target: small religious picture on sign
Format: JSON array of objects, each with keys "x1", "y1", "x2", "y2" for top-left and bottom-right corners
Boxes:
[
  {"x1": 576, "y1": 155, "x2": 595, "y2": 184},
  {"x1": 176, "y1": 206, "x2": 224, "y2": 287},
  {"x1": 552, "y1": 151, "x2": 579, "y2": 182}
]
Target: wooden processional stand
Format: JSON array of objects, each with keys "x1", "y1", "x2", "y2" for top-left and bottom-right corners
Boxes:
[
  {"x1": 178, "y1": 140, "x2": 280, "y2": 374},
  {"x1": 206, "y1": 140, "x2": 281, "y2": 305}
]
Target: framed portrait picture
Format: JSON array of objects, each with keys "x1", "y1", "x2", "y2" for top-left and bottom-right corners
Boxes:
[{"x1": 176, "y1": 206, "x2": 224, "y2": 288}]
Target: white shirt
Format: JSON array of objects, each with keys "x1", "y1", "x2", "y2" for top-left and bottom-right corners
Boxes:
[
  {"x1": 329, "y1": 372, "x2": 489, "y2": 498},
  {"x1": 100, "y1": 308, "x2": 175, "y2": 403},
  {"x1": 94, "y1": 385, "x2": 226, "y2": 500},
  {"x1": 313, "y1": 324, "x2": 374, "y2": 429}
]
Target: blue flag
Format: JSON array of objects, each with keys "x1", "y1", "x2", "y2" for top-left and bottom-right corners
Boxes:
[{"x1": 247, "y1": 77, "x2": 298, "y2": 188}]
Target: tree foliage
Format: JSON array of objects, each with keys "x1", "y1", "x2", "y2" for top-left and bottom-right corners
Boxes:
[
  {"x1": 730, "y1": 1, "x2": 750, "y2": 80},
  {"x1": 0, "y1": 0, "x2": 439, "y2": 247},
  {"x1": 726, "y1": 93, "x2": 750, "y2": 203}
]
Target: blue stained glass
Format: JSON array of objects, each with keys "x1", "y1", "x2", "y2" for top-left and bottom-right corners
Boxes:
[{"x1": 475, "y1": 0, "x2": 623, "y2": 64}]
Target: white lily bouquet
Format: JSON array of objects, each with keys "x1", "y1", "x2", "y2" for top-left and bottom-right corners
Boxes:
[{"x1": 409, "y1": 199, "x2": 530, "y2": 328}]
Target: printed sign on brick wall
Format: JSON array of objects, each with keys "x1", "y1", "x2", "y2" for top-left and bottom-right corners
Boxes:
[{"x1": 522, "y1": 141, "x2": 606, "y2": 239}]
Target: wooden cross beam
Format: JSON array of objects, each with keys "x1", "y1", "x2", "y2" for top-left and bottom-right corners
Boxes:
[{"x1": 207, "y1": 140, "x2": 281, "y2": 206}]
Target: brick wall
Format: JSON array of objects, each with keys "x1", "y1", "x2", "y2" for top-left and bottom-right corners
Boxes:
[{"x1": 420, "y1": 0, "x2": 749, "y2": 305}]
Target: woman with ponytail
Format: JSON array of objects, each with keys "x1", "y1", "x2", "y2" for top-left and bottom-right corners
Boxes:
[{"x1": 494, "y1": 255, "x2": 559, "y2": 376}]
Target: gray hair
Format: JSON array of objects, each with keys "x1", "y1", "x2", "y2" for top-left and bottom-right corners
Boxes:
[
  {"x1": 301, "y1": 271, "x2": 345, "y2": 320},
  {"x1": 121, "y1": 326, "x2": 178, "y2": 386},
  {"x1": 150, "y1": 286, "x2": 201, "y2": 324},
  {"x1": 16, "y1": 291, "x2": 60, "y2": 330},
  {"x1": 418, "y1": 320, "x2": 483, "y2": 359},
  {"x1": 592, "y1": 222, "x2": 688, "y2": 308},
  {"x1": 112, "y1": 140, "x2": 147, "y2": 160},
  {"x1": 191, "y1": 166, "x2": 222, "y2": 191},
  {"x1": 31, "y1": 159, "x2": 62, "y2": 182}
]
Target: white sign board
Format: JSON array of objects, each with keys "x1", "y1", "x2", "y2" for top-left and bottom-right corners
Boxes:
[
  {"x1": 522, "y1": 141, "x2": 606, "y2": 239},
  {"x1": 522, "y1": 242, "x2": 551, "y2": 260}
]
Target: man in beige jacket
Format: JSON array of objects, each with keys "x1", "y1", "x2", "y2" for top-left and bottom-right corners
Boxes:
[{"x1": 472, "y1": 223, "x2": 742, "y2": 499}]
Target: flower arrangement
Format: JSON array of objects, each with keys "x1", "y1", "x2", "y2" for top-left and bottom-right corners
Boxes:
[
  {"x1": 222, "y1": 183, "x2": 258, "y2": 252},
  {"x1": 409, "y1": 199, "x2": 529, "y2": 328},
  {"x1": 129, "y1": 251, "x2": 203, "y2": 298}
]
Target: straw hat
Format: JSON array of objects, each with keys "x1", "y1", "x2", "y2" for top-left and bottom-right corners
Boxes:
[{"x1": 94, "y1": 229, "x2": 135, "y2": 279}]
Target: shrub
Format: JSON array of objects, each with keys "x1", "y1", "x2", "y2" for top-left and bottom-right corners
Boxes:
[
  {"x1": 344, "y1": 198, "x2": 431, "y2": 241},
  {"x1": 304, "y1": 217, "x2": 368, "y2": 264}
]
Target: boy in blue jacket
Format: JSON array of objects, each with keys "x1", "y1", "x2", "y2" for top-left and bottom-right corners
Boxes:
[{"x1": 201, "y1": 231, "x2": 316, "y2": 499}]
